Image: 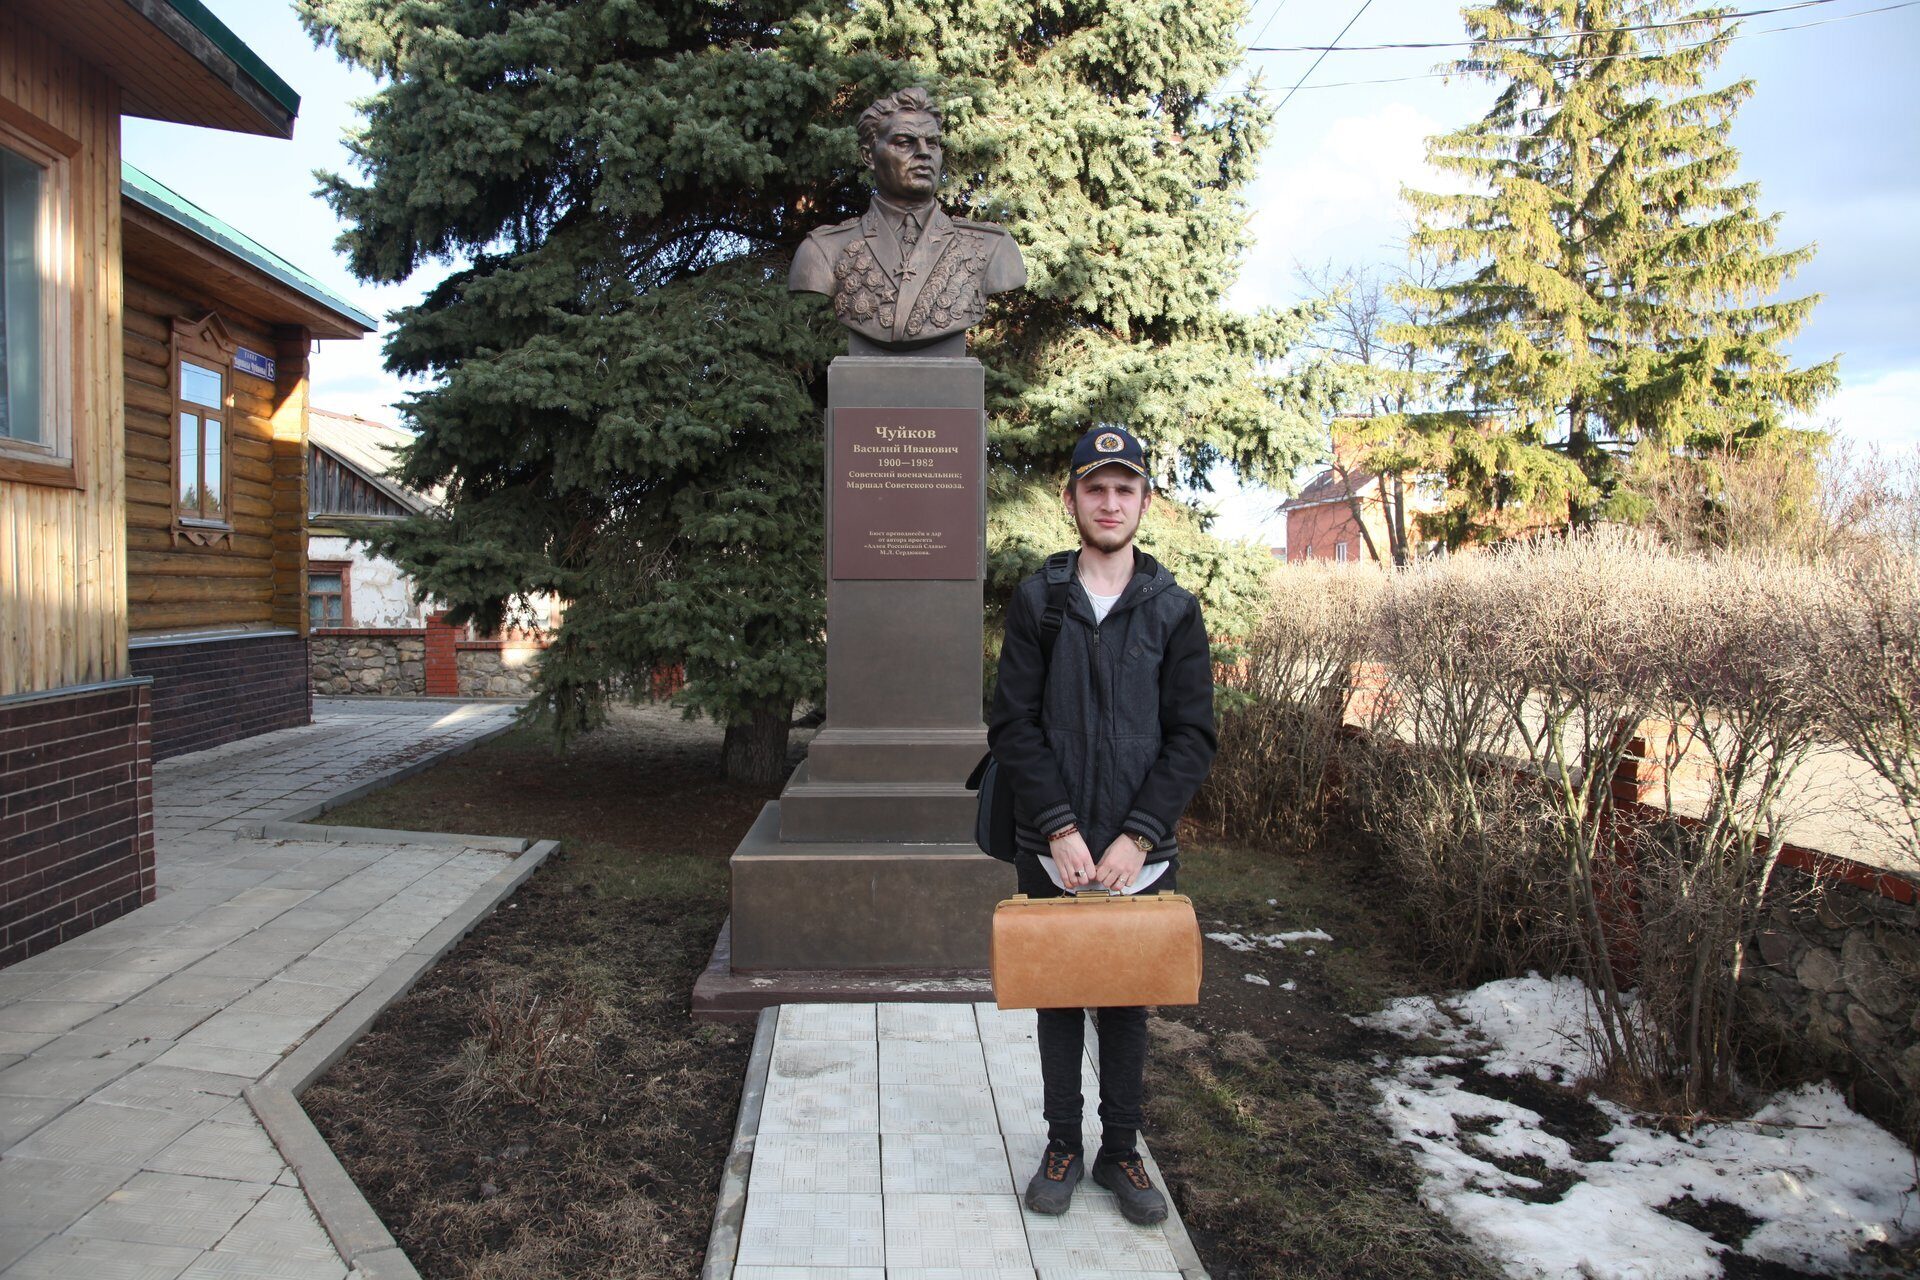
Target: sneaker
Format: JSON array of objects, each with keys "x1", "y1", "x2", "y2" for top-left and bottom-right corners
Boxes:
[
  {"x1": 1023, "y1": 1139, "x2": 1083, "y2": 1214},
  {"x1": 1092, "y1": 1150, "x2": 1169, "y2": 1225}
]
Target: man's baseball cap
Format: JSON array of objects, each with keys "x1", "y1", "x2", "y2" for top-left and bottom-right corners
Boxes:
[{"x1": 1069, "y1": 426, "x2": 1149, "y2": 481}]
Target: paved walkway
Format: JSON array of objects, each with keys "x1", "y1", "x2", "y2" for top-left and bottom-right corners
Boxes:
[
  {"x1": 733, "y1": 1001, "x2": 1199, "y2": 1279},
  {"x1": 0, "y1": 699, "x2": 519, "y2": 1279}
]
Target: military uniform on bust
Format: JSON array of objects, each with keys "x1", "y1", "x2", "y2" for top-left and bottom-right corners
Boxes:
[{"x1": 788, "y1": 86, "x2": 1026, "y2": 350}]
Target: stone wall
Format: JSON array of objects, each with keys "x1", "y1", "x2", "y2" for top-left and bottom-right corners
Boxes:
[
  {"x1": 456, "y1": 645, "x2": 542, "y2": 698},
  {"x1": 311, "y1": 632, "x2": 427, "y2": 696},
  {"x1": 1748, "y1": 865, "x2": 1919, "y2": 1140}
]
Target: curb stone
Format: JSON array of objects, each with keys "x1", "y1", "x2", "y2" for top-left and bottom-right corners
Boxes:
[
  {"x1": 226, "y1": 715, "x2": 556, "y2": 1280},
  {"x1": 700, "y1": 1006, "x2": 778, "y2": 1280},
  {"x1": 248, "y1": 838, "x2": 559, "y2": 1278}
]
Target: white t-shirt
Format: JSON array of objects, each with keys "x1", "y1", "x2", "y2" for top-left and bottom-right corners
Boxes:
[{"x1": 1037, "y1": 576, "x2": 1169, "y2": 895}]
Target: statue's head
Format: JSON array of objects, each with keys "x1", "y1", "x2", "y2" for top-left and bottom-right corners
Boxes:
[{"x1": 857, "y1": 87, "x2": 944, "y2": 204}]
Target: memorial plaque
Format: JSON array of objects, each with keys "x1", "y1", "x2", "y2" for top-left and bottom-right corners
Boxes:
[{"x1": 831, "y1": 405, "x2": 981, "y2": 580}]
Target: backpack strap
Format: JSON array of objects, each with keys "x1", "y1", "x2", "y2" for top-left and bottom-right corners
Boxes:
[{"x1": 1039, "y1": 550, "x2": 1074, "y2": 667}]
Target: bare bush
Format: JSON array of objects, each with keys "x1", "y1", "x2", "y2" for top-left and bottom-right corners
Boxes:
[
  {"x1": 1626, "y1": 553, "x2": 1827, "y2": 1112},
  {"x1": 1346, "y1": 552, "x2": 1571, "y2": 980},
  {"x1": 1202, "y1": 563, "x2": 1381, "y2": 844},
  {"x1": 444, "y1": 979, "x2": 602, "y2": 1115},
  {"x1": 1797, "y1": 545, "x2": 1920, "y2": 873}
]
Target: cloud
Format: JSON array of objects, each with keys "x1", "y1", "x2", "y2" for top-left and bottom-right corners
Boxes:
[
  {"x1": 1231, "y1": 101, "x2": 1447, "y2": 313},
  {"x1": 1817, "y1": 368, "x2": 1920, "y2": 453}
]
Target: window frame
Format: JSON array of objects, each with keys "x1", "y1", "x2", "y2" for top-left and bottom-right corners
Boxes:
[
  {"x1": 170, "y1": 313, "x2": 236, "y2": 546},
  {"x1": 0, "y1": 102, "x2": 79, "y2": 489},
  {"x1": 307, "y1": 558, "x2": 352, "y2": 629}
]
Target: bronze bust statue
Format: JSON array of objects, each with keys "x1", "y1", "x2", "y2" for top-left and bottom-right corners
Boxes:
[{"x1": 790, "y1": 88, "x2": 1026, "y2": 349}]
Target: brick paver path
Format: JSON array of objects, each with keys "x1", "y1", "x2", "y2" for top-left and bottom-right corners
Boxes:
[
  {"x1": 735, "y1": 1001, "x2": 1194, "y2": 1279},
  {"x1": 0, "y1": 698, "x2": 519, "y2": 1279}
]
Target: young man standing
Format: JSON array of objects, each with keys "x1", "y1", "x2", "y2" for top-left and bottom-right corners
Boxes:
[{"x1": 987, "y1": 425, "x2": 1218, "y2": 1224}]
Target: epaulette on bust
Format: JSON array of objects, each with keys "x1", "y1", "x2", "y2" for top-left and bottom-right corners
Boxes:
[{"x1": 951, "y1": 217, "x2": 1012, "y2": 236}]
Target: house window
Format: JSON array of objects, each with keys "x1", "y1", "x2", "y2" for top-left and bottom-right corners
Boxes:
[
  {"x1": 0, "y1": 117, "x2": 76, "y2": 487},
  {"x1": 1336, "y1": 541, "x2": 1349, "y2": 563},
  {"x1": 171, "y1": 315, "x2": 235, "y2": 544},
  {"x1": 309, "y1": 560, "x2": 351, "y2": 628}
]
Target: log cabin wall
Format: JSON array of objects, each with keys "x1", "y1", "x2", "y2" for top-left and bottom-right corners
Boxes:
[
  {"x1": 120, "y1": 259, "x2": 315, "y2": 757},
  {"x1": 0, "y1": 15, "x2": 127, "y2": 699},
  {"x1": 119, "y1": 265, "x2": 310, "y2": 636}
]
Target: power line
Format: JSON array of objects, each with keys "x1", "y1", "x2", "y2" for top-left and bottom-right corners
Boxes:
[
  {"x1": 1272, "y1": 0, "x2": 1380, "y2": 116},
  {"x1": 1247, "y1": 0, "x2": 1295, "y2": 51},
  {"x1": 1250, "y1": 0, "x2": 1847, "y2": 51},
  {"x1": 1264, "y1": 0, "x2": 1916, "y2": 92}
]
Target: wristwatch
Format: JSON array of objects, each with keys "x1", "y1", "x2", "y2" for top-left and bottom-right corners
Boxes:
[{"x1": 1125, "y1": 832, "x2": 1155, "y2": 854}]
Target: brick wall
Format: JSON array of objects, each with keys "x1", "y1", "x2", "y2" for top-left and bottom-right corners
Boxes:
[
  {"x1": 129, "y1": 633, "x2": 312, "y2": 762},
  {"x1": 0, "y1": 681, "x2": 155, "y2": 968}
]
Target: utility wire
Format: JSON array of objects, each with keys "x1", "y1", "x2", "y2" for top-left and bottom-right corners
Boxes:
[
  {"x1": 1266, "y1": 0, "x2": 1916, "y2": 92},
  {"x1": 1272, "y1": 0, "x2": 1380, "y2": 115},
  {"x1": 1250, "y1": 0, "x2": 1846, "y2": 50},
  {"x1": 1247, "y1": 0, "x2": 1295, "y2": 50}
]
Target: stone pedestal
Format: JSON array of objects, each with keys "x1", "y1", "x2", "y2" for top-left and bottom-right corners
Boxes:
[{"x1": 696, "y1": 355, "x2": 1009, "y2": 1017}]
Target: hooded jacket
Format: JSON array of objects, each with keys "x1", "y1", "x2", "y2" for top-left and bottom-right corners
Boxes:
[{"x1": 987, "y1": 548, "x2": 1218, "y2": 867}]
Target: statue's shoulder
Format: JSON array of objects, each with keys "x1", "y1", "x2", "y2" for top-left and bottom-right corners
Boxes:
[
  {"x1": 805, "y1": 216, "x2": 864, "y2": 242},
  {"x1": 950, "y1": 216, "x2": 1014, "y2": 238}
]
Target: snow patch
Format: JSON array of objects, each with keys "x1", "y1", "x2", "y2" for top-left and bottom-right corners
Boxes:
[
  {"x1": 1243, "y1": 973, "x2": 1271, "y2": 986},
  {"x1": 1205, "y1": 926, "x2": 1333, "y2": 953},
  {"x1": 1361, "y1": 975, "x2": 1920, "y2": 1278}
]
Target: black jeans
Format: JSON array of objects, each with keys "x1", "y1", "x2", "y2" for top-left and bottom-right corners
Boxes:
[{"x1": 1015, "y1": 853, "x2": 1175, "y2": 1157}]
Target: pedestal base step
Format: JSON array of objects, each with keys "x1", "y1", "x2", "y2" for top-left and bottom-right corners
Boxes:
[
  {"x1": 777, "y1": 760, "x2": 978, "y2": 842},
  {"x1": 728, "y1": 801, "x2": 1013, "y2": 971},
  {"x1": 690, "y1": 918, "x2": 992, "y2": 1023}
]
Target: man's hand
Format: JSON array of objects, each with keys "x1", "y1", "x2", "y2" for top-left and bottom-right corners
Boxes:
[
  {"x1": 1048, "y1": 829, "x2": 1097, "y2": 888},
  {"x1": 1092, "y1": 836, "x2": 1146, "y2": 891}
]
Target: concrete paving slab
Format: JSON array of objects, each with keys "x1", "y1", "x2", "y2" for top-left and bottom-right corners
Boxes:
[
  {"x1": 34, "y1": 971, "x2": 168, "y2": 1005},
  {"x1": 0, "y1": 1001, "x2": 120, "y2": 1035},
  {"x1": 66, "y1": 1171, "x2": 268, "y2": 1249},
  {"x1": 715, "y1": 1003, "x2": 1211, "y2": 1279},
  {"x1": 92, "y1": 1066, "x2": 249, "y2": 1118},
  {"x1": 0, "y1": 1094, "x2": 70, "y2": 1146},
  {"x1": 0, "y1": 1054, "x2": 137, "y2": 1100},
  {"x1": 11, "y1": 1102, "x2": 202, "y2": 1167},
  {"x1": 0, "y1": 1157, "x2": 139, "y2": 1231},
  {"x1": 4, "y1": 1233, "x2": 202, "y2": 1279},
  {"x1": 147, "y1": 1120, "x2": 289, "y2": 1185}
]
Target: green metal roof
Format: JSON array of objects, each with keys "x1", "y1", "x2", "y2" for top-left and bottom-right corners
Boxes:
[
  {"x1": 122, "y1": 162, "x2": 377, "y2": 334},
  {"x1": 161, "y1": 0, "x2": 302, "y2": 117}
]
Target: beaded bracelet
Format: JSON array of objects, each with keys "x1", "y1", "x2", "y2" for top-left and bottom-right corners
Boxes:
[{"x1": 1046, "y1": 823, "x2": 1079, "y2": 842}]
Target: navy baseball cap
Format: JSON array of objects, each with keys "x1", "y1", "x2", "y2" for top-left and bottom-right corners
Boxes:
[{"x1": 1069, "y1": 426, "x2": 1149, "y2": 481}]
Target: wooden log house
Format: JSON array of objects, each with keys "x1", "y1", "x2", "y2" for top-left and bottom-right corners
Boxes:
[
  {"x1": 119, "y1": 164, "x2": 371, "y2": 756},
  {"x1": 0, "y1": 2, "x2": 370, "y2": 967}
]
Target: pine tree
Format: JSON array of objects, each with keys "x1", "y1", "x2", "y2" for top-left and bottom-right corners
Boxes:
[
  {"x1": 1392, "y1": 0, "x2": 1837, "y2": 546},
  {"x1": 299, "y1": 0, "x2": 1323, "y2": 779}
]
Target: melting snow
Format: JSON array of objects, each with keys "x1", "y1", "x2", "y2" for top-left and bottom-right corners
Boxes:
[
  {"x1": 1244, "y1": 973, "x2": 1271, "y2": 986},
  {"x1": 1357, "y1": 976, "x2": 1919, "y2": 1278},
  {"x1": 1205, "y1": 927, "x2": 1333, "y2": 953}
]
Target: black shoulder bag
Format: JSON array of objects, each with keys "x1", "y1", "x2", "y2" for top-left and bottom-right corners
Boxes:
[{"x1": 966, "y1": 552, "x2": 1074, "y2": 862}]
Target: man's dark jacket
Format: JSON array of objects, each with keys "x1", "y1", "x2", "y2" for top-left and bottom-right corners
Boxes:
[{"x1": 987, "y1": 549, "x2": 1217, "y2": 868}]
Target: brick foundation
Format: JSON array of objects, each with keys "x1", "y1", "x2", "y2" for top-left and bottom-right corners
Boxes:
[
  {"x1": 0, "y1": 680, "x2": 155, "y2": 968},
  {"x1": 129, "y1": 632, "x2": 312, "y2": 762}
]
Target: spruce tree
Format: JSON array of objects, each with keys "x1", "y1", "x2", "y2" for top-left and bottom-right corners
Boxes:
[
  {"x1": 1392, "y1": 0, "x2": 1836, "y2": 546},
  {"x1": 300, "y1": 0, "x2": 1322, "y2": 779}
]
